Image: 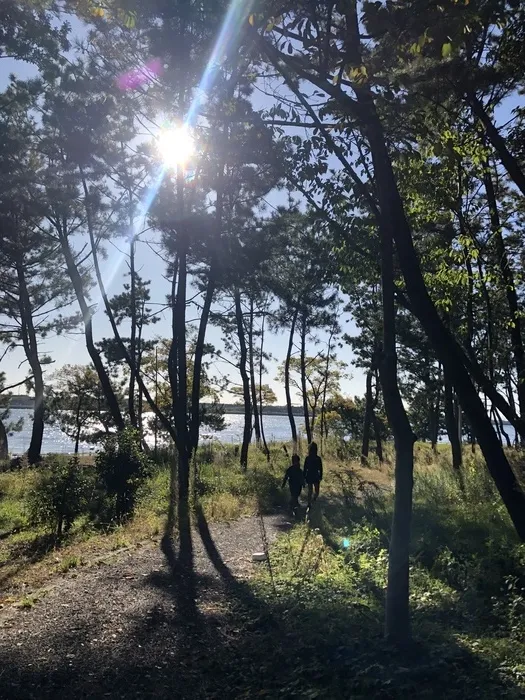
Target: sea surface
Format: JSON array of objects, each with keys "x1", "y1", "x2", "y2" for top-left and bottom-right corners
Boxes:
[
  {"x1": 3, "y1": 408, "x2": 517, "y2": 456},
  {"x1": 4, "y1": 408, "x2": 306, "y2": 455}
]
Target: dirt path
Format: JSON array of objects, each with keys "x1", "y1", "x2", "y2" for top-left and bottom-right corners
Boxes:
[{"x1": 0, "y1": 514, "x2": 291, "y2": 699}]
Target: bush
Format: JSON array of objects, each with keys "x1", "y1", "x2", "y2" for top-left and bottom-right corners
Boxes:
[
  {"x1": 28, "y1": 456, "x2": 91, "y2": 539},
  {"x1": 95, "y1": 428, "x2": 152, "y2": 522}
]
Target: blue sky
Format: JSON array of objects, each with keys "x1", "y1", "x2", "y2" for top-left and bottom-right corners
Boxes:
[{"x1": 0, "y1": 20, "x2": 363, "y2": 404}]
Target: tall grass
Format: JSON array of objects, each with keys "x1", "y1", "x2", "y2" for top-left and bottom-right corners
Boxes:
[{"x1": 250, "y1": 446, "x2": 525, "y2": 697}]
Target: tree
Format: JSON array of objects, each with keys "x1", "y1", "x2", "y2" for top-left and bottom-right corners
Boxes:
[
  {"x1": 0, "y1": 79, "x2": 79, "y2": 462},
  {"x1": 0, "y1": 368, "x2": 25, "y2": 461},
  {"x1": 267, "y1": 208, "x2": 338, "y2": 448},
  {"x1": 46, "y1": 365, "x2": 118, "y2": 453},
  {"x1": 277, "y1": 355, "x2": 347, "y2": 440}
]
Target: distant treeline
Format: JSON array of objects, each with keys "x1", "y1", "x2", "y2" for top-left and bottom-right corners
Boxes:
[{"x1": 8, "y1": 395, "x2": 302, "y2": 417}]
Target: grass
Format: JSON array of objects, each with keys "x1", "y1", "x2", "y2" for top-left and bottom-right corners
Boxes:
[{"x1": 246, "y1": 449, "x2": 525, "y2": 698}]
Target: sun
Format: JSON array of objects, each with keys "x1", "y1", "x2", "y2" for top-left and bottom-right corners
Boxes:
[{"x1": 157, "y1": 125, "x2": 195, "y2": 168}]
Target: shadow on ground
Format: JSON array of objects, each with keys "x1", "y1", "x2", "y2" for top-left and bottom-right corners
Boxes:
[{"x1": 0, "y1": 495, "x2": 523, "y2": 699}]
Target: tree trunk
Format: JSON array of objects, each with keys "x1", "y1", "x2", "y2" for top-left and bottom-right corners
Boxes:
[
  {"x1": 189, "y1": 270, "x2": 215, "y2": 453},
  {"x1": 0, "y1": 418, "x2": 8, "y2": 461},
  {"x1": 466, "y1": 91, "x2": 525, "y2": 197},
  {"x1": 372, "y1": 412, "x2": 384, "y2": 462},
  {"x1": 430, "y1": 374, "x2": 441, "y2": 452},
  {"x1": 58, "y1": 228, "x2": 124, "y2": 431},
  {"x1": 493, "y1": 407, "x2": 511, "y2": 449},
  {"x1": 234, "y1": 290, "x2": 251, "y2": 471},
  {"x1": 361, "y1": 371, "x2": 373, "y2": 465},
  {"x1": 319, "y1": 324, "x2": 335, "y2": 454},
  {"x1": 16, "y1": 262, "x2": 44, "y2": 464},
  {"x1": 444, "y1": 377, "x2": 462, "y2": 471},
  {"x1": 175, "y1": 245, "x2": 189, "y2": 487},
  {"x1": 285, "y1": 307, "x2": 299, "y2": 450},
  {"x1": 377, "y1": 195, "x2": 416, "y2": 644},
  {"x1": 74, "y1": 397, "x2": 82, "y2": 455},
  {"x1": 484, "y1": 163, "x2": 525, "y2": 418},
  {"x1": 248, "y1": 298, "x2": 261, "y2": 447},
  {"x1": 129, "y1": 237, "x2": 138, "y2": 428},
  {"x1": 300, "y1": 314, "x2": 312, "y2": 444},
  {"x1": 259, "y1": 309, "x2": 270, "y2": 460}
]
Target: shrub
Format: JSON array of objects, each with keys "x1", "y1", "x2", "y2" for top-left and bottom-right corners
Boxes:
[
  {"x1": 28, "y1": 456, "x2": 91, "y2": 539},
  {"x1": 95, "y1": 428, "x2": 152, "y2": 522}
]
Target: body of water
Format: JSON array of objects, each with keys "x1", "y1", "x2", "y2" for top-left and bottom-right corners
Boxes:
[
  {"x1": 4, "y1": 408, "x2": 518, "y2": 455},
  {"x1": 4, "y1": 408, "x2": 306, "y2": 455}
]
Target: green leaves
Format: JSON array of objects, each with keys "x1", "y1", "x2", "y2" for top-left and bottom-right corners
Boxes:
[{"x1": 441, "y1": 42, "x2": 452, "y2": 58}]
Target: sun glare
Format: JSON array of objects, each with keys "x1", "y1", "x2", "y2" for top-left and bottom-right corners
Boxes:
[{"x1": 157, "y1": 125, "x2": 195, "y2": 168}]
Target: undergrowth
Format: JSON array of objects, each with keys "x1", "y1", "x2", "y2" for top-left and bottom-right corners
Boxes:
[{"x1": 249, "y1": 451, "x2": 525, "y2": 698}]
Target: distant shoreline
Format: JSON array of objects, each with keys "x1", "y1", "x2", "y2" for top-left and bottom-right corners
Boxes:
[{"x1": 7, "y1": 395, "x2": 305, "y2": 417}]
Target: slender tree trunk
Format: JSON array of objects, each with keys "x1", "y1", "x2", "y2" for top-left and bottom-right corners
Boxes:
[
  {"x1": 300, "y1": 314, "x2": 312, "y2": 444},
  {"x1": 128, "y1": 237, "x2": 138, "y2": 428},
  {"x1": 234, "y1": 290, "x2": 251, "y2": 471},
  {"x1": 248, "y1": 298, "x2": 261, "y2": 447},
  {"x1": 175, "y1": 244, "x2": 189, "y2": 494},
  {"x1": 362, "y1": 371, "x2": 374, "y2": 465},
  {"x1": 484, "y1": 163, "x2": 525, "y2": 417},
  {"x1": 189, "y1": 270, "x2": 215, "y2": 453},
  {"x1": 379, "y1": 222, "x2": 415, "y2": 644},
  {"x1": 444, "y1": 377, "x2": 462, "y2": 470},
  {"x1": 491, "y1": 407, "x2": 503, "y2": 446},
  {"x1": 16, "y1": 263, "x2": 44, "y2": 464},
  {"x1": 58, "y1": 228, "x2": 124, "y2": 431},
  {"x1": 341, "y1": 50, "x2": 417, "y2": 640},
  {"x1": 258, "y1": 309, "x2": 270, "y2": 460},
  {"x1": 319, "y1": 324, "x2": 335, "y2": 454},
  {"x1": 372, "y1": 412, "x2": 384, "y2": 462},
  {"x1": 0, "y1": 418, "x2": 8, "y2": 461},
  {"x1": 285, "y1": 307, "x2": 299, "y2": 450},
  {"x1": 477, "y1": 258, "x2": 496, "y2": 383},
  {"x1": 493, "y1": 407, "x2": 511, "y2": 449},
  {"x1": 505, "y1": 359, "x2": 517, "y2": 417},
  {"x1": 429, "y1": 377, "x2": 441, "y2": 452},
  {"x1": 74, "y1": 397, "x2": 82, "y2": 455}
]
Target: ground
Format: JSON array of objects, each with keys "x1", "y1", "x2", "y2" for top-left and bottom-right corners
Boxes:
[
  {"x1": 0, "y1": 514, "x2": 290, "y2": 699},
  {"x1": 2, "y1": 448, "x2": 525, "y2": 699}
]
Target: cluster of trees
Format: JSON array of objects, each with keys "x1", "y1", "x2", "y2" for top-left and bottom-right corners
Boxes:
[{"x1": 2, "y1": 0, "x2": 525, "y2": 643}]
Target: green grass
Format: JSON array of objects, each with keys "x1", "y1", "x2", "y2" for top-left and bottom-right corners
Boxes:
[
  {"x1": 247, "y1": 450, "x2": 525, "y2": 698},
  {"x1": 0, "y1": 467, "x2": 35, "y2": 534}
]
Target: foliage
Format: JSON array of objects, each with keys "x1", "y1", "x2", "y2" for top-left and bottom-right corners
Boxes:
[
  {"x1": 45, "y1": 364, "x2": 118, "y2": 447},
  {"x1": 324, "y1": 393, "x2": 390, "y2": 443},
  {"x1": 95, "y1": 427, "x2": 152, "y2": 521},
  {"x1": 27, "y1": 455, "x2": 92, "y2": 538}
]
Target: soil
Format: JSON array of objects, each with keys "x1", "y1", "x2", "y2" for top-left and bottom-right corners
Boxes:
[{"x1": 0, "y1": 513, "x2": 292, "y2": 699}]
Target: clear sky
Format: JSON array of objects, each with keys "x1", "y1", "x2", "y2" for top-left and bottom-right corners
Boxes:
[{"x1": 0, "y1": 18, "x2": 365, "y2": 404}]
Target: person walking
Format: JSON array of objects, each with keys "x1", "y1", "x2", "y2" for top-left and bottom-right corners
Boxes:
[
  {"x1": 303, "y1": 441, "x2": 323, "y2": 506},
  {"x1": 282, "y1": 454, "x2": 303, "y2": 514}
]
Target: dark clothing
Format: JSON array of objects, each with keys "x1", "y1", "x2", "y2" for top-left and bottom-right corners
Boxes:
[
  {"x1": 282, "y1": 464, "x2": 304, "y2": 496},
  {"x1": 303, "y1": 455, "x2": 323, "y2": 485}
]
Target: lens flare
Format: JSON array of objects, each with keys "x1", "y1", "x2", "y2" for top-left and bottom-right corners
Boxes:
[
  {"x1": 157, "y1": 125, "x2": 195, "y2": 168},
  {"x1": 116, "y1": 57, "x2": 163, "y2": 91}
]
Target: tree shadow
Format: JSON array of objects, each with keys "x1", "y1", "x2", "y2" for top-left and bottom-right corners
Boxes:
[{"x1": 0, "y1": 497, "x2": 523, "y2": 698}]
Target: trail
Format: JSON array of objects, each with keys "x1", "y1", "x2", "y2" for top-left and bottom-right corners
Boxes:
[{"x1": 0, "y1": 514, "x2": 290, "y2": 699}]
